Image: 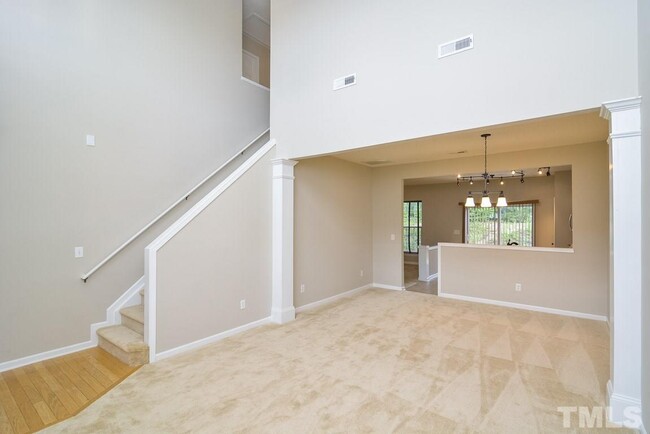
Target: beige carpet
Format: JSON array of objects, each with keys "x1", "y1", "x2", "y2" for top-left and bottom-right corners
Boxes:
[{"x1": 44, "y1": 289, "x2": 629, "y2": 433}]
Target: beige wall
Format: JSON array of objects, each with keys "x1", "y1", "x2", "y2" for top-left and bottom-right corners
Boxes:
[
  {"x1": 0, "y1": 1, "x2": 269, "y2": 363},
  {"x1": 271, "y1": 0, "x2": 638, "y2": 159},
  {"x1": 243, "y1": 34, "x2": 270, "y2": 88},
  {"x1": 156, "y1": 148, "x2": 274, "y2": 353},
  {"x1": 639, "y1": 0, "x2": 650, "y2": 427},
  {"x1": 404, "y1": 173, "x2": 571, "y2": 249},
  {"x1": 294, "y1": 157, "x2": 373, "y2": 307},
  {"x1": 439, "y1": 245, "x2": 604, "y2": 316},
  {"x1": 373, "y1": 142, "x2": 608, "y2": 309}
]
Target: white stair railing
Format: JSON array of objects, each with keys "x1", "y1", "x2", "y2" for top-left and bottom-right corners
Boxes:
[{"x1": 81, "y1": 128, "x2": 270, "y2": 282}]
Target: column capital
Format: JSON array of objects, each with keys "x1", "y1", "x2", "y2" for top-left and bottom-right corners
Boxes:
[
  {"x1": 600, "y1": 97, "x2": 642, "y2": 138},
  {"x1": 272, "y1": 159, "x2": 299, "y2": 180},
  {"x1": 600, "y1": 96, "x2": 642, "y2": 120}
]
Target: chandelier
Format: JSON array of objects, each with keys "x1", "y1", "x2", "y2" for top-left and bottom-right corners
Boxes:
[{"x1": 456, "y1": 133, "x2": 524, "y2": 207}]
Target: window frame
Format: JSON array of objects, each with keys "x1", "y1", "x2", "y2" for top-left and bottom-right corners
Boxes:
[
  {"x1": 462, "y1": 200, "x2": 537, "y2": 247},
  {"x1": 403, "y1": 200, "x2": 422, "y2": 254}
]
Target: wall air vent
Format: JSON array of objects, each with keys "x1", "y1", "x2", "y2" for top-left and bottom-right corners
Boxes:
[
  {"x1": 438, "y1": 34, "x2": 473, "y2": 59},
  {"x1": 333, "y1": 73, "x2": 357, "y2": 91}
]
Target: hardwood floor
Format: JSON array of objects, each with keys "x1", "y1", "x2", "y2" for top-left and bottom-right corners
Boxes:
[
  {"x1": 0, "y1": 348, "x2": 139, "y2": 433},
  {"x1": 404, "y1": 263, "x2": 438, "y2": 295}
]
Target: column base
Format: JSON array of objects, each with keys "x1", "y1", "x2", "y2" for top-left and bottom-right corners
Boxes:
[
  {"x1": 271, "y1": 306, "x2": 296, "y2": 324},
  {"x1": 607, "y1": 380, "x2": 644, "y2": 428}
]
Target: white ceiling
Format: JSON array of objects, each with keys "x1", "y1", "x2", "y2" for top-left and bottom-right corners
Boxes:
[
  {"x1": 331, "y1": 109, "x2": 608, "y2": 167},
  {"x1": 243, "y1": 0, "x2": 270, "y2": 47}
]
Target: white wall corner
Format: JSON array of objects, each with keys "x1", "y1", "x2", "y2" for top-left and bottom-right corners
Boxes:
[
  {"x1": 600, "y1": 97, "x2": 643, "y2": 423},
  {"x1": 271, "y1": 158, "x2": 299, "y2": 324}
]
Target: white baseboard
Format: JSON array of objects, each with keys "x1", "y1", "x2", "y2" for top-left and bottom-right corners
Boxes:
[
  {"x1": 0, "y1": 340, "x2": 95, "y2": 373},
  {"x1": 0, "y1": 276, "x2": 146, "y2": 373},
  {"x1": 438, "y1": 292, "x2": 608, "y2": 322},
  {"x1": 372, "y1": 283, "x2": 405, "y2": 291},
  {"x1": 295, "y1": 284, "x2": 372, "y2": 314},
  {"x1": 154, "y1": 317, "x2": 271, "y2": 362}
]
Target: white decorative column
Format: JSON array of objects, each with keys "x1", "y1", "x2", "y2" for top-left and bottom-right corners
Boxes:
[
  {"x1": 271, "y1": 159, "x2": 298, "y2": 324},
  {"x1": 600, "y1": 97, "x2": 642, "y2": 423}
]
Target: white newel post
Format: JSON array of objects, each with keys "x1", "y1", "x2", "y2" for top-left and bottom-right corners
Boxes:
[
  {"x1": 272, "y1": 159, "x2": 298, "y2": 324},
  {"x1": 600, "y1": 97, "x2": 643, "y2": 423}
]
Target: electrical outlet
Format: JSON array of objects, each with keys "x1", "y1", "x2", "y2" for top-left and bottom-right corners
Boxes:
[
  {"x1": 515, "y1": 283, "x2": 522, "y2": 292},
  {"x1": 86, "y1": 134, "x2": 95, "y2": 146},
  {"x1": 360, "y1": 269, "x2": 364, "y2": 277},
  {"x1": 240, "y1": 299, "x2": 246, "y2": 309},
  {"x1": 300, "y1": 284, "x2": 305, "y2": 293},
  {"x1": 390, "y1": 234, "x2": 396, "y2": 241},
  {"x1": 75, "y1": 247, "x2": 84, "y2": 258}
]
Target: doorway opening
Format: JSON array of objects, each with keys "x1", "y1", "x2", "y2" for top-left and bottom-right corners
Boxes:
[{"x1": 242, "y1": 0, "x2": 270, "y2": 89}]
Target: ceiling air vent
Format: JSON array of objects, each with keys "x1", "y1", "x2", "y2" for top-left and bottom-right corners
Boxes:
[
  {"x1": 333, "y1": 73, "x2": 357, "y2": 91},
  {"x1": 364, "y1": 160, "x2": 390, "y2": 166},
  {"x1": 438, "y1": 34, "x2": 473, "y2": 59}
]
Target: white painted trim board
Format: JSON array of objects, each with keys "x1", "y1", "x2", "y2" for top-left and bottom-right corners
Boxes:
[
  {"x1": 0, "y1": 341, "x2": 95, "y2": 373},
  {"x1": 438, "y1": 292, "x2": 607, "y2": 322},
  {"x1": 90, "y1": 276, "x2": 145, "y2": 345},
  {"x1": 295, "y1": 284, "x2": 373, "y2": 313},
  {"x1": 155, "y1": 317, "x2": 271, "y2": 361},
  {"x1": 241, "y1": 76, "x2": 270, "y2": 91},
  {"x1": 372, "y1": 283, "x2": 405, "y2": 291}
]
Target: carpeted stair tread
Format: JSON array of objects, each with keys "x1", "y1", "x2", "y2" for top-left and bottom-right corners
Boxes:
[
  {"x1": 97, "y1": 325, "x2": 147, "y2": 352},
  {"x1": 120, "y1": 305, "x2": 144, "y2": 324}
]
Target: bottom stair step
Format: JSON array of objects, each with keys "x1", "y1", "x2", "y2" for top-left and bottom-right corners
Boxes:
[{"x1": 97, "y1": 325, "x2": 149, "y2": 366}]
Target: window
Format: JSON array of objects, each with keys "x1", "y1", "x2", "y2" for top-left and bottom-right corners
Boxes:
[
  {"x1": 465, "y1": 203, "x2": 535, "y2": 246},
  {"x1": 403, "y1": 201, "x2": 422, "y2": 253}
]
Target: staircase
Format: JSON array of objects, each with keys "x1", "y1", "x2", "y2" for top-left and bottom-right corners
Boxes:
[
  {"x1": 97, "y1": 290, "x2": 149, "y2": 366},
  {"x1": 84, "y1": 131, "x2": 270, "y2": 367}
]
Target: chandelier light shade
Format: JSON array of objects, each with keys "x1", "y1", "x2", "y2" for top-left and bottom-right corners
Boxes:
[
  {"x1": 457, "y1": 133, "x2": 525, "y2": 208},
  {"x1": 496, "y1": 192, "x2": 508, "y2": 207}
]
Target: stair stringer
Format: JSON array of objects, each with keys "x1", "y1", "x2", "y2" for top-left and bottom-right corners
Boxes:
[
  {"x1": 144, "y1": 139, "x2": 277, "y2": 363},
  {"x1": 90, "y1": 276, "x2": 145, "y2": 345}
]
